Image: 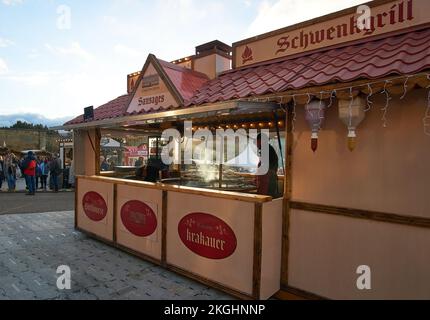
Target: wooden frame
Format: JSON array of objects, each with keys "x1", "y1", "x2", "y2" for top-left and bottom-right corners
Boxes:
[
  {"x1": 281, "y1": 103, "x2": 293, "y2": 287},
  {"x1": 161, "y1": 190, "x2": 168, "y2": 267},
  {"x1": 75, "y1": 175, "x2": 277, "y2": 300},
  {"x1": 252, "y1": 203, "x2": 263, "y2": 299},
  {"x1": 290, "y1": 201, "x2": 430, "y2": 229}
]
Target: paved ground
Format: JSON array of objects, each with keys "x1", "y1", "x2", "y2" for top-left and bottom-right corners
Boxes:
[
  {"x1": 0, "y1": 193, "x2": 74, "y2": 215},
  {"x1": 0, "y1": 211, "x2": 232, "y2": 300}
]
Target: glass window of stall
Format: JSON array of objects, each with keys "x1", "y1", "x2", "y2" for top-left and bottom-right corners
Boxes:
[{"x1": 173, "y1": 127, "x2": 285, "y2": 198}]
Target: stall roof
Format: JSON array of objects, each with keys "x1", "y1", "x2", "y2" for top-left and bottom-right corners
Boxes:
[
  {"x1": 158, "y1": 59, "x2": 209, "y2": 102},
  {"x1": 187, "y1": 28, "x2": 430, "y2": 106},
  {"x1": 65, "y1": 57, "x2": 209, "y2": 126},
  {"x1": 66, "y1": 94, "x2": 130, "y2": 125},
  {"x1": 62, "y1": 27, "x2": 430, "y2": 128}
]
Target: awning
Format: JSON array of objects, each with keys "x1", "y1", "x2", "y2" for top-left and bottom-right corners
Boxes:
[{"x1": 58, "y1": 27, "x2": 430, "y2": 131}]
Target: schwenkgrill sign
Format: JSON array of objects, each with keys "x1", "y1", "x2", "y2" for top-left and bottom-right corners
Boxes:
[
  {"x1": 178, "y1": 213, "x2": 237, "y2": 260},
  {"x1": 233, "y1": 0, "x2": 430, "y2": 68}
]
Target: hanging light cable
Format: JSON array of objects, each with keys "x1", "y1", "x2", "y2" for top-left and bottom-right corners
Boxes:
[
  {"x1": 365, "y1": 83, "x2": 373, "y2": 112},
  {"x1": 400, "y1": 76, "x2": 410, "y2": 100},
  {"x1": 381, "y1": 80, "x2": 392, "y2": 128}
]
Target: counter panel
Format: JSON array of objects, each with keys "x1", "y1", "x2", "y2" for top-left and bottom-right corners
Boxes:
[
  {"x1": 116, "y1": 185, "x2": 163, "y2": 261},
  {"x1": 166, "y1": 191, "x2": 255, "y2": 296},
  {"x1": 261, "y1": 198, "x2": 283, "y2": 299},
  {"x1": 77, "y1": 178, "x2": 114, "y2": 241}
]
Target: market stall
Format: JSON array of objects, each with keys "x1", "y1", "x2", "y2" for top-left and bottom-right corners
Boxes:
[{"x1": 58, "y1": 0, "x2": 430, "y2": 300}]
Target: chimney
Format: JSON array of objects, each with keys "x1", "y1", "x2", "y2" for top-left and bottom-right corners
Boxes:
[{"x1": 192, "y1": 40, "x2": 232, "y2": 79}]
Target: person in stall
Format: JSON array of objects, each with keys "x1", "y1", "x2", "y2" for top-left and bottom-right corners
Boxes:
[{"x1": 255, "y1": 133, "x2": 279, "y2": 198}]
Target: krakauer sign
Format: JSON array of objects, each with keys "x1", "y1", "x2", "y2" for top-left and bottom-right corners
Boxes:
[{"x1": 178, "y1": 213, "x2": 237, "y2": 260}]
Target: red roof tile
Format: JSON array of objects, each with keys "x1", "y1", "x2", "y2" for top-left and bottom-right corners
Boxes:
[
  {"x1": 64, "y1": 28, "x2": 430, "y2": 126},
  {"x1": 158, "y1": 59, "x2": 209, "y2": 103},
  {"x1": 64, "y1": 59, "x2": 210, "y2": 125},
  {"x1": 65, "y1": 94, "x2": 130, "y2": 125},
  {"x1": 187, "y1": 28, "x2": 430, "y2": 106}
]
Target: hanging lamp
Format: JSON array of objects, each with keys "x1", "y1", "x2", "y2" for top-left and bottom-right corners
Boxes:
[
  {"x1": 305, "y1": 99, "x2": 326, "y2": 152},
  {"x1": 338, "y1": 95, "x2": 366, "y2": 151}
]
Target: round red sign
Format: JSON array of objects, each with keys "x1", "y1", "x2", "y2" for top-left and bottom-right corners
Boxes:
[
  {"x1": 121, "y1": 200, "x2": 157, "y2": 237},
  {"x1": 82, "y1": 192, "x2": 107, "y2": 222},
  {"x1": 178, "y1": 213, "x2": 237, "y2": 260}
]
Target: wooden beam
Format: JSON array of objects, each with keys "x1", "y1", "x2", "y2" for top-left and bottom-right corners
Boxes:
[
  {"x1": 74, "y1": 177, "x2": 79, "y2": 229},
  {"x1": 94, "y1": 128, "x2": 101, "y2": 176},
  {"x1": 76, "y1": 175, "x2": 273, "y2": 204},
  {"x1": 277, "y1": 285, "x2": 327, "y2": 300},
  {"x1": 161, "y1": 190, "x2": 168, "y2": 268},
  {"x1": 113, "y1": 183, "x2": 118, "y2": 243},
  {"x1": 281, "y1": 103, "x2": 293, "y2": 286},
  {"x1": 166, "y1": 264, "x2": 252, "y2": 300},
  {"x1": 252, "y1": 203, "x2": 263, "y2": 299},
  {"x1": 291, "y1": 201, "x2": 430, "y2": 229}
]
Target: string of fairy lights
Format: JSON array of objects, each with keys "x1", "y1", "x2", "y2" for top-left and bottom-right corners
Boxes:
[
  {"x1": 189, "y1": 73, "x2": 430, "y2": 150},
  {"x1": 244, "y1": 73, "x2": 430, "y2": 138}
]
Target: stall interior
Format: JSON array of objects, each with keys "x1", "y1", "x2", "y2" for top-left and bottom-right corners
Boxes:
[{"x1": 99, "y1": 109, "x2": 286, "y2": 197}]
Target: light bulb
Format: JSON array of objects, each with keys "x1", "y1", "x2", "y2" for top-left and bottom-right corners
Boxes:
[
  {"x1": 348, "y1": 130, "x2": 357, "y2": 152},
  {"x1": 311, "y1": 132, "x2": 318, "y2": 153}
]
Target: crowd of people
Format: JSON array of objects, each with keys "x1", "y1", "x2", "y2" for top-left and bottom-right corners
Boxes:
[{"x1": 0, "y1": 151, "x2": 75, "y2": 195}]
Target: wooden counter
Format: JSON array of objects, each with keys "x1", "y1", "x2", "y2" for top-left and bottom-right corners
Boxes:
[
  {"x1": 78, "y1": 175, "x2": 273, "y2": 203},
  {"x1": 75, "y1": 175, "x2": 282, "y2": 299}
]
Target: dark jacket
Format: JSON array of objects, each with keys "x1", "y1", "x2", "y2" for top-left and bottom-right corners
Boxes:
[
  {"x1": 49, "y1": 158, "x2": 62, "y2": 175},
  {"x1": 0, "y1": 160, "x2": 4, "y2": 180}
]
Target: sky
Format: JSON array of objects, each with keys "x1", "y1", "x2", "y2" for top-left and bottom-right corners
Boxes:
[{"x1": 0, "y1": 0, "x2": 368, "y2": 126}]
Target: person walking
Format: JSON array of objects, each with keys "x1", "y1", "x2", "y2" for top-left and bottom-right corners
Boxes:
[
  {"x1": 0, "y1": 156, "x2": 4, "y2": 191},
  {"x1": 40, "y1": 158, "x2": 49, "y2": 191},
  {"x1": 35, "y1": 158, "x2": 42, "y2": 190},
  {"x1": 4, "y1": 153, "x2": 16, "y2": 192},
  {"x1": 68, "y1": 159, "x2": 75, "y2": 189},
  {"x1": 22, "y1": 151, "x2": 37, "y2": 196},
  {"x1": 49, "y1": 155, "x2": 62, "y2": 193}
]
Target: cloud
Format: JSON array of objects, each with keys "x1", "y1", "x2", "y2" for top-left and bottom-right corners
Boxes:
[
  {"x1": 2, "y1": 0, "x2": 23, "y2": 5},
  {"x1": 27, "y1": 48, "x2": 40, "y2": 59},
  {"x1": 0, "y1": 113, "x2": 71, "y2": 128},
  {"x1": 1, "y1": 71, "x2": 58, "y2": 86},
  {"x1": 0, "y1": 58, "x2": 8, "y2": 74},
  {"x1": 0, "y1": 37, "x2": 15, "y2": 48},
  {"x1": 247, "y1": 0, "x2": 369, "y2": 37},
  {"x1": 45, "y1": 42, "x2": 93, "y2": 61},
  {"x1": 114, "y1": 44, "x2": 142, "y2": 58}
]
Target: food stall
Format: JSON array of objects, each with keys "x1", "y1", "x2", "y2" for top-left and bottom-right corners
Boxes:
[
  {"x1": 59, "y1": 0, "x2": 430, "y2": 300},
  {"x1": 61, "y1": 47, "x2": 286, "y2": 299},
  {"x1": 73, "y1": 112, "x2": 286, "y2": 299}
]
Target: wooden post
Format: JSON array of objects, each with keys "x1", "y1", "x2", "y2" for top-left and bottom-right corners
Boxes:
[
  {"x1": 252, "y1": 202, "x2": 263, "y2": 299},
  {"x1": 161, "y1": 190, "x2": 168, "y2": 267},
  {"x1": 281, "y1": 103, "x2": 293, "y2": 286},
  {"x1": 95, "y1": 128, "x2": 101, "y2": 176},
  {"x1": 113, "y1": 183, "x2": 118, "y2": 243},
  {"x1": 74, "y1": 177, "x2": 79, "y2": 230}
]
